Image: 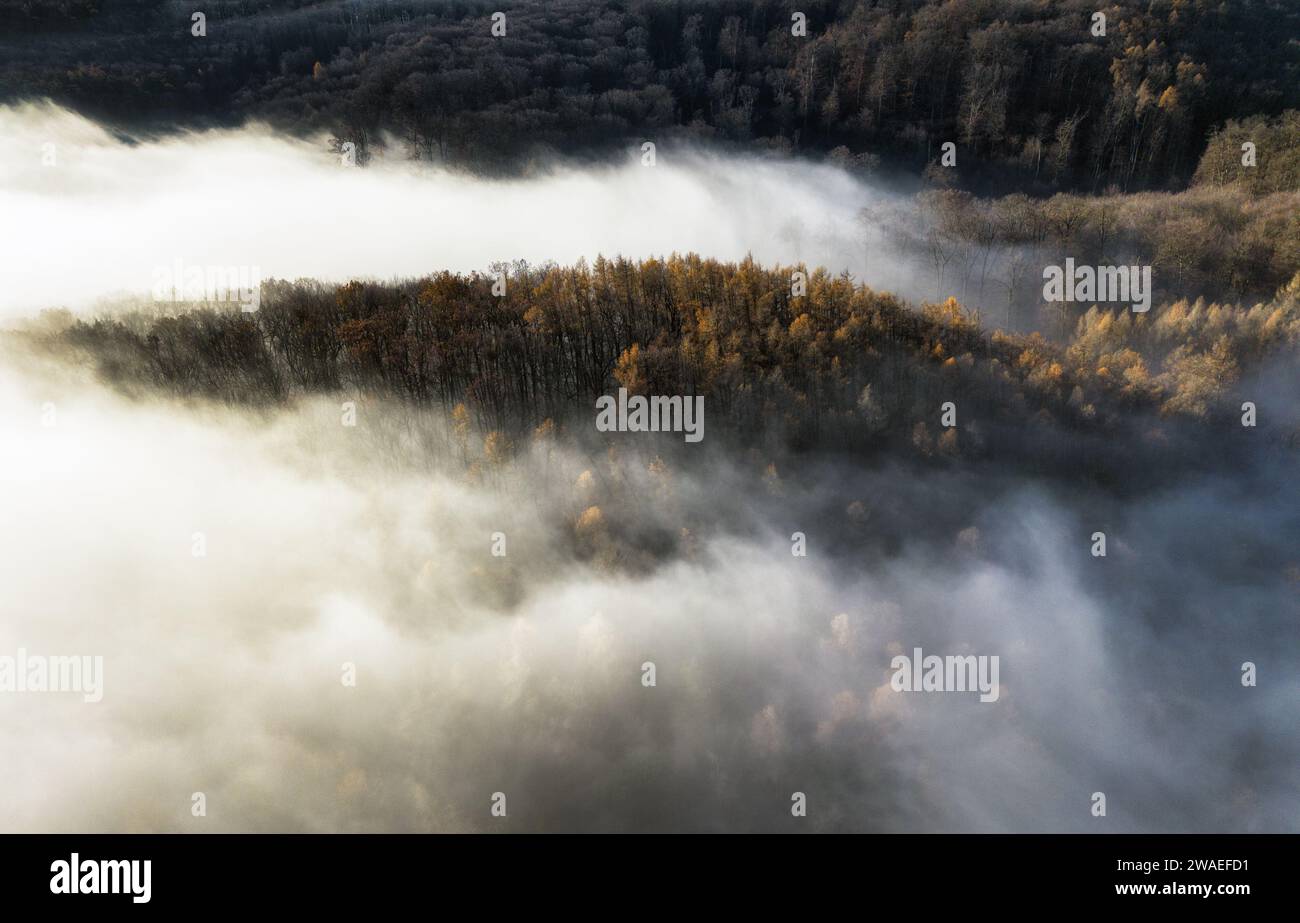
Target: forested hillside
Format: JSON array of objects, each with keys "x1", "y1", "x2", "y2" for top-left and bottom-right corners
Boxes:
[
  {"x1": 5, "y1": 0, "x2": 1300, "y2": 841},
  {"x1": 883, "y1": 170, "x2": 1300, "y2": 325},
  {"x1": 22, "y1": 255, "x2": 1298, "y2": 494},
  {"x1": 2, "y1": 0, "x2": 1297, "y2": 190}
]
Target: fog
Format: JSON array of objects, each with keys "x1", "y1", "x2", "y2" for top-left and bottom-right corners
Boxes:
[
  {"x1": 0, "y1": 101, "x2": 908, "y2": 321},
  {"x1": 1, "y1": 346, "x2": 1296, "y2": 832}
]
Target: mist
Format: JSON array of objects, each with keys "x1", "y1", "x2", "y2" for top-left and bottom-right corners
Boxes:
[
  {"x1": 2, "y1": 342, "x2": 1296, "y2": 833},
  {"x1": 0, "y1": 101, "x2": 911, "y2": 321}
]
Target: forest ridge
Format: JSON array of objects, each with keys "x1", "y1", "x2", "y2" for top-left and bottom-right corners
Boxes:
[
  {"x1": 24, "y1": 254, "x2": 1300, "y2": 479},
  {"x1": 1, "y1": 0, "x2": 1297, "y2": 191}
]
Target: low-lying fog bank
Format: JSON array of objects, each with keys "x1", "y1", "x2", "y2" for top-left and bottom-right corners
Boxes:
[
  {"x1": 0, "y1": 101, "x2": 909, "y2": 321},
  {"x1": 1, "y1": 352, "x2": 1296, "y2": 832}
]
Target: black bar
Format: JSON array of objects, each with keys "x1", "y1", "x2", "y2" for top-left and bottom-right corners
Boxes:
[{"x1": 0, "y1": 834, "x2": 1290, "y2": 909}]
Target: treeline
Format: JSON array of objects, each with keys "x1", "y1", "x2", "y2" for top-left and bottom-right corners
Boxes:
[
  {"x1": 877, "y1": 180, "x2": 1300, "y2": 329},
  {"x1": 31, "y1": 257, "x2": 1300, "y2": 478},
  {"x1": 2, "y1": 0, "x2": 1297, "y2": 191}
]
